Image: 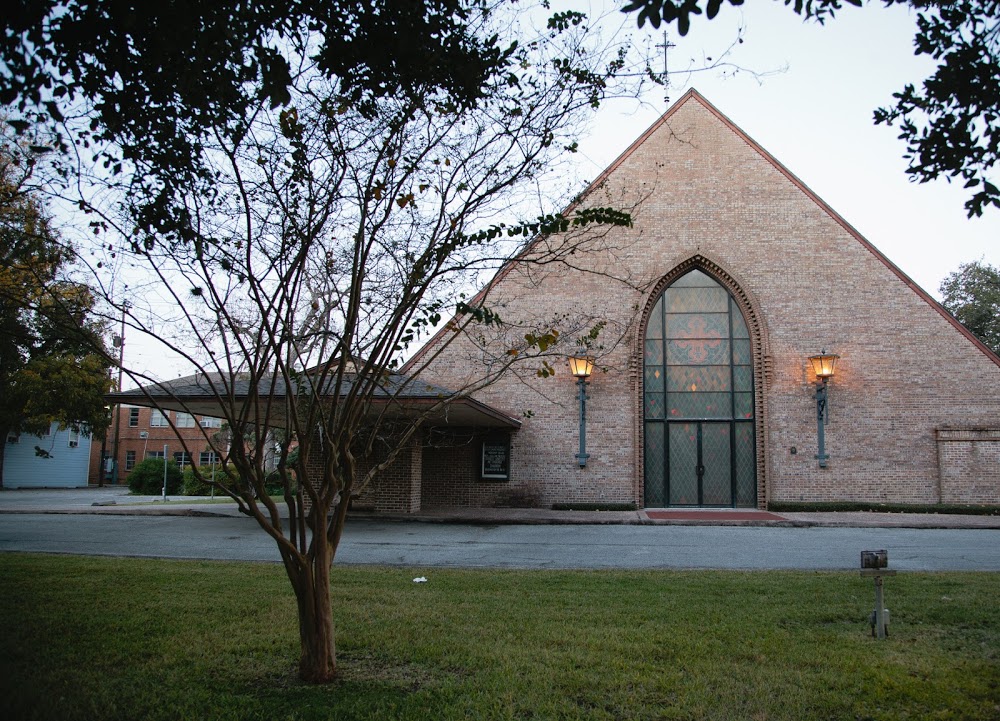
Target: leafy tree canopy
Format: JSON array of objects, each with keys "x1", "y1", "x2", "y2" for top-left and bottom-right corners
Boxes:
[
  {"x1": 0, "y1": 137, "x2": 112, "y2": 487},
  {"x1": 1, "y1": 0, "x2": 514, "y2": 249},
  {"x1": 939, "y1": 260, "x2": 1000, "y2": 354},
  {"x1": 618, "y1": 0, "x2": 1000, "y2": 218}
]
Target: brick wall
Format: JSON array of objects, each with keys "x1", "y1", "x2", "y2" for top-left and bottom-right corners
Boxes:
[
  {"x1": 298, "y1": 435, "x2": 413, "y2": 513},
  {"x1": 351, "y1": 438, "x2": 423, "y2": 513},
  {"x1": 406, "y1": 90, "x2": 1000, "y2": 508},
  {"x1": 419, "y1": 429, "x2": 538, "y2": 508},
  {"x1": 936, "y1": 429, "x2": 1000, "y2": 504}
]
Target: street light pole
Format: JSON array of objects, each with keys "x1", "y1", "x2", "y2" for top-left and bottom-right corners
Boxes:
[
  {"x1": 109, "y1": 301, "x2": 128, "y2": 486},
  {"x1": 575, "y1": 375, "x2": 590, "y2": 467},
  {"x1": 808, "y1": 351, "x2": 840, "y2": 469},
  {"x1": 568, "y1": 350, "x2": 595, "y2": 468}
]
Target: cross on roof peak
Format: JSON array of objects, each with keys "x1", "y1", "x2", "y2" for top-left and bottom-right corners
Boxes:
[{"x1": 655, "y1": 31, "x2": 676, "y2": 106}]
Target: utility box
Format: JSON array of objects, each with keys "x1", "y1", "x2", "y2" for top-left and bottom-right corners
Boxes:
[{"x1": 861, "y1": 550, "x2": 888, "y2": 569}]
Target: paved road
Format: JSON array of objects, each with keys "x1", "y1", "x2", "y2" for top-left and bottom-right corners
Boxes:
[{"x1": 1, "y1": 513, "x2": 998, "y2": 570}]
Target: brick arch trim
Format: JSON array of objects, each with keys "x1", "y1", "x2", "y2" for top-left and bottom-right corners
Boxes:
[{"x1": 631, "y1": 253, "x2": 772, "y2": 508}]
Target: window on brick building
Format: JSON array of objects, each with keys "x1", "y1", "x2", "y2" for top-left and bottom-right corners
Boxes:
[
  {"x1": 128, "y1": 407, "x2": 140, "y2": 427},
  {"x1": 125, "y1": 450, "x2": 136, "y2": 470},
  {"x1": 150, "y1": 410, "x2": 169, "y2": 427},
  {"x1": 173, "y1": 451, "x2": 192, "y2": 469},
  {"x1": 200, "y1": 451, "x2": 221, "y2": 466},
  {"x1": 200, "y1": 416, "x2": 223, "y2": 429},
  {"x1": 147, "y1": 450, "x2": 165, "y2": 459},
  {"x1": 175, "y1": 413, "x2": 195, "y2": 428}
]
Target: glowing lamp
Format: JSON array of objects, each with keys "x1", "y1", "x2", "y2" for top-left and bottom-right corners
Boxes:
[
  {"x1": 568, "y1": 353, "x2": 594, "y2": 379},
  {"x1": 808, "y1": 352, "x2": 840, "y2": 380}
]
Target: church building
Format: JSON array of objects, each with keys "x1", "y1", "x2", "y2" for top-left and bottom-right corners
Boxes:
[
  {"x1": 111, "y1": 90, "x2": 1000, "y2": 512},
  {"x1": 387, "y1": 89, "x2": 1000, "y2": 512}
]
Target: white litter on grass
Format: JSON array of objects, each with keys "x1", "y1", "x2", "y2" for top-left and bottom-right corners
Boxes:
[{"x1": 412, "y1": 576, "x2": 428, "y2": 583}]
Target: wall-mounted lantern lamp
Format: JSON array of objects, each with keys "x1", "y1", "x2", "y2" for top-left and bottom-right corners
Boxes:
[
  {"x1": 568, "y1": 350, "x2": 594, "y2": 467},
  {"x1": 808, "y1": 351, "x2": 840, "y2": 468}
]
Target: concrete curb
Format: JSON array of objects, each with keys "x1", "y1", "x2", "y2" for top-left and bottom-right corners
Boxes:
[
  {"x1": 0, "y1": 507, "x2": 238, "y2": 518},
  {"x1": 3, "y1": 489, "x2": 999, "y2": 529},
  {"x1": 347, "y1": 510, "x2": 817, "y2": 528}
]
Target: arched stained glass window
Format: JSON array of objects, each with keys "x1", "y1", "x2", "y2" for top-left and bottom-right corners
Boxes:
[{"x1": 644, "y1": 269, "x2": 756, "y2": 507}]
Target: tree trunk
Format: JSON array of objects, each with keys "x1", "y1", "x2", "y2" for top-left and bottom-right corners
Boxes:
[
  {"x1": 286, "y1": 535, "x2": 337, "y2": 683},
  {"x1": 0, "y1": 426, "x2": 8, "y2": 489}
]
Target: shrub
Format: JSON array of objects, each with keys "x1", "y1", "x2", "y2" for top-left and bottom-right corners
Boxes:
[
  {"x1": 181, "y1": 463, "x2": 295, "y2": 498},
  {"x1": 263, "y1": 468, "x2": 297, "y2": 497},
  {"x1": 551, "y1": 502, "x2": 638, "y2": 512},
  {"x1": 127, "y1": 458, "x2": 182, "y2": 495},
  {"x1": 182, "y1": 464, "x2": 237, "y2": 496},
  {"x1": 767, "y1": 501, "x2": 1000, "y2": 515}
]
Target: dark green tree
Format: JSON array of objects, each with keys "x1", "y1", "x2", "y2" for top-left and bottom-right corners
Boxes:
[
  {"x1": 618, "y1": 0, "x2": 1000, "y2": 218},
  {"x1": 0, "y1": 141, "x2": 112, "y2": 488},
  {"x1": 939, "y1": 260, "x2": 1000, "y2": 354}
]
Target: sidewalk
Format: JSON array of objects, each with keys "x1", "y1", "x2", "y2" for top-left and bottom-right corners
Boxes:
[{"x1": 1, "y1": 486, "x2": 999, "y2": 529}]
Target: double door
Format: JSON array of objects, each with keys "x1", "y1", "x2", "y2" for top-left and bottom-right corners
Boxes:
[
  {"x1": 665, "y1": 421, "x2": 733, "y2": 506},
  {"x1": 644, "y1": 418, "x2": 755, "y2": 507}
]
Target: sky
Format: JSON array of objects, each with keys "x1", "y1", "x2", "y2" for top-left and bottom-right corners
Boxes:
[
  {"x1": 576, "y1": 0, "x2": 998, "y2": 297},
  {"x1": 119, "y1": 1, "x2": 998, "y2": 383}
]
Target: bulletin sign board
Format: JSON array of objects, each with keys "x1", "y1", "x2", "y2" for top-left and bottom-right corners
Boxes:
[{"x1": 480, "y1": 436, "x2": 511, "y2": 481}]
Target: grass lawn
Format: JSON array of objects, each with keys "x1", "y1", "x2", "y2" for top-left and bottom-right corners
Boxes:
[{"x1": 1, "y1": 553, "x2": 997, "y2": 720}]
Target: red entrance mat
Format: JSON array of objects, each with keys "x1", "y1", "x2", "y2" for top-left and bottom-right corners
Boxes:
[{"x1": 645, "y1": 510, "x2": 787, "y2": 521}]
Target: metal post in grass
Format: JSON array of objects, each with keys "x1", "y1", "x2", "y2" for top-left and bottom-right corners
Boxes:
[{"x1": 861, "y1": 550, "x2": 895, "y2": 639}]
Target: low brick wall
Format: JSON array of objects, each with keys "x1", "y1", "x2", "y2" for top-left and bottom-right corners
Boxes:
[{"x1": 937, "y1": 428, "x2": 1000, "y2": 504}]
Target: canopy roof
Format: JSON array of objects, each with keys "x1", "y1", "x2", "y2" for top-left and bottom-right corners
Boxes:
[{"x1": 107, "y1": 371, "x2": 521, "y2": 429}]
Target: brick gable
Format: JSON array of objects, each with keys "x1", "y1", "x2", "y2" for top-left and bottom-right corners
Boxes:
[{"x1": 408, "y1": 89, "x2": 1000, "y2": 508}]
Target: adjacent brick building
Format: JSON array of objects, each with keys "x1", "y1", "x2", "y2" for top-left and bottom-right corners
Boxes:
[
  {"x1": 88, "y1": 404, "x2": 224, "y2": 485},
  {"x1": 382, "y1": 89, "x2": 1000, "y2": 512}
]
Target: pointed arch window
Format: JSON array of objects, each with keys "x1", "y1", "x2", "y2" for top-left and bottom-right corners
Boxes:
[{"x1": 644, "y1": 269, "x2": 756, "y2": 507}]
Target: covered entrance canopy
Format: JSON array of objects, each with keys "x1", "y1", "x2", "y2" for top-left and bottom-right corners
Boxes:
[
  {"x1": 106, "y1": 371, "x2": 522, "y2": 430},
  {"x1": 106, "y1": 371, "x2": 521, "y2": 514}
]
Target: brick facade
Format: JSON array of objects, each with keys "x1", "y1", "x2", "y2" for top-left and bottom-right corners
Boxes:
[
  {"x1": 349, "y1": 430, "x2": 533, "y2": 512},
  {"x1": 936, "y1": 429, "x2": 1000, "y2": 504},
  {"x1": 352, "y1": 439, "x2": 424, "y2": 513},
  {"x1": 88, "y1": 405, "x2": 224, "y2": 485},
  {"x1": 397, "y1": 90, "x2": 1000, "y2": 509}
]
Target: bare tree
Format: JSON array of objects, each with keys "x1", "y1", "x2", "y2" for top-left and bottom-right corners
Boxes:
[{"x1": 38, "y1": 5, "x2": 658, "y2": 683}]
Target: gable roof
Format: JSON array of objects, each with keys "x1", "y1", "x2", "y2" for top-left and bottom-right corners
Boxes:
[{"x1": 407, "y1": 88, "x2": 1000, "y2": 370}]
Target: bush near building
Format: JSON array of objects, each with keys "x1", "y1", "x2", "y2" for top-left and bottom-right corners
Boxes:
[
  {"x1": 127, "y1": 458, "x2": 182, "y2": 495},
  {"x1": 181, "y1": 464, "x2": 237, "y2": 496},
  {"x1": 181, "y1": 464, "x2": 294, "y2": 498}
]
